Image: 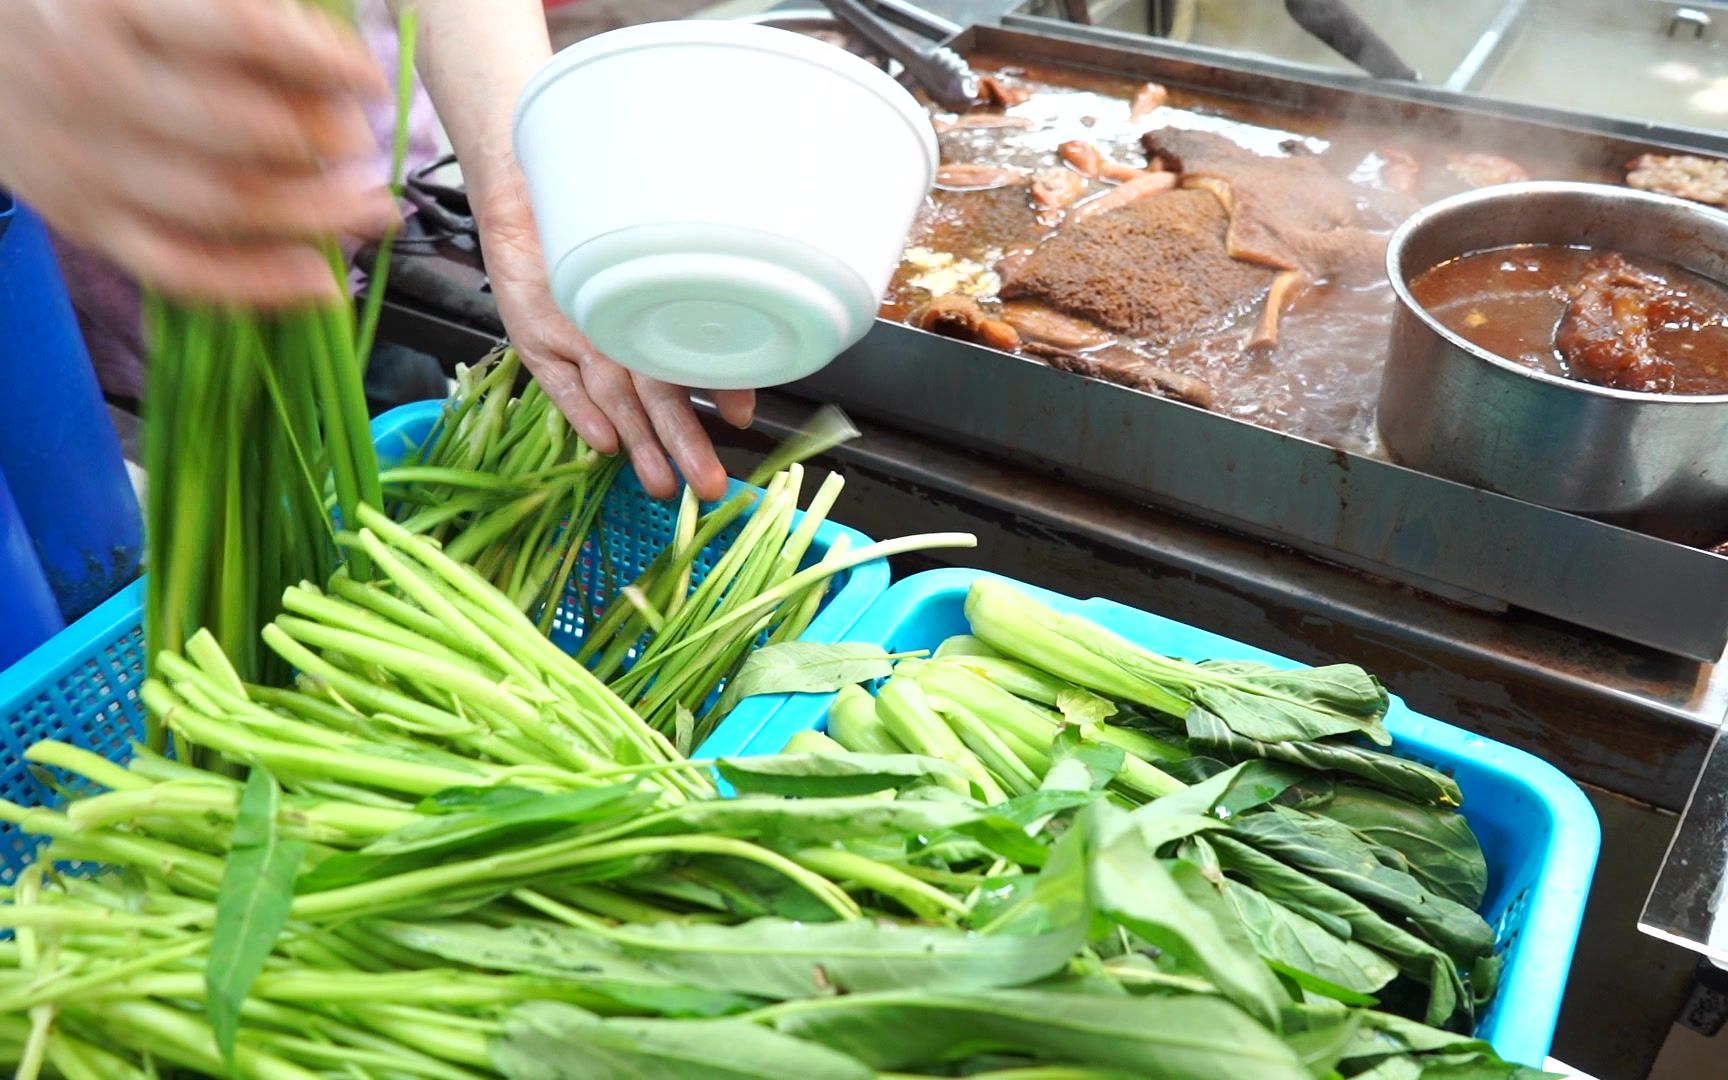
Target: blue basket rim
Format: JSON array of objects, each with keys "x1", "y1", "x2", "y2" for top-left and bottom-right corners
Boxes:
[
  {"x1": 0, "y1": 576, "x2": 145, "y2": 705},
  {"x1": 702, "y1": 565, "x2": 1602, "y2": 1064}
]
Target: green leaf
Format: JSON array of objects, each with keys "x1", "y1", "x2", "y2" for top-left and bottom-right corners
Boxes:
[
  {"x1": 1218, "y1": 880, "x2": 1397, "y2": 996},
  {"x1": 1188, "y1": 710, "x2": 1462, "y2": 806},
  {"x1": 1048, "y1": 727, "x2": 1123, "y2": 792},
  {"x1": 1266, "y1": 960, "x2": 1380, "y2": 1007},
  {"x1": 768, "y1": 988, "x2": 1312, "y2": 1079},
  {"x1": 208, "y1": 767, "x2": 307, "y2": 1072},
  {"x1": 714, "y1": 643, "x2": 903, "y2": 715},
  {"x1": 1279, "y1": 1002, "x2": 1363, "y2": 1076},
  {"x1": 1317, "y1": 785, "x2": 1487, "y2": 909},
  {"x1": 1352, "y1": 1010, "x2": 1495, "y2": 1057},
  {"x1": 1228, "y1": 807, "x2": 1496, "y2": 965},
  {"x1": 1194, "y1": 684, "x2": 1387, "y2": 746},
  {"x1": 601, "y1": 913, "x2": 1082, "y2": 1000},
  {"x1": 1205, "y1": 836, "x2": 1469, "y2": 1029},
  {"x1": 418, "y1": 786, "x2": 549, "y2": 813},
  {"x1": 1088, "y1": 806, "x2": 1288, "y2": 1028},
  {"x1": 671, "y1": 793, "x2": 991, "y2": 848},
  {"x1": 1056, "y1": 687, "x2": 1118, "y2": 727},
  {"x1": 1140, "y1": 760, "x2": 1307, "y2": 822},
  {"x1": 297, "y1": 783, "x2": 654, "y2": 893},
  {"x1": 371, "y1": 921, "x2": 757, "y2": 1017},
  {"x1": 1195, "y1": 662, "x2": 1391, "y2": 746},
  {"x1": 674, "y1": 704, "x2": 696, "y2": 758},
  {"x1": 492, "y1": 1001, "x2": 873, "y2": 1080},
  {"x1": 1355, "y1": 1056, "x2": 1425, "y2": 1080},
  {"x1": 716, "y1": 752, "x2": 967, "y2": 797},
  {"x1": 369, "y1": 782, "x2": 649, "y2": 855}
]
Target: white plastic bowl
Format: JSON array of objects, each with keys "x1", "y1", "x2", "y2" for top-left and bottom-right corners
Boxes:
[{"x1": 513, "y1": 21, "x2": 938, "y2": 390}]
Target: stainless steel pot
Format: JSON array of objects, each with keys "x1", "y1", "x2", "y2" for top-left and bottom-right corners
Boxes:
[{"x1": 1377, "y1": 180, "x2": 1728, "y2": 546}]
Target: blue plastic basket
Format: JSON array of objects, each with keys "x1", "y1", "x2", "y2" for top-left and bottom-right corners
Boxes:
[
  {"x1": 703, "y1": 567, "x2": 1600, "y2": 1067},
  {"x1": 0, "y1": 399, "x2": 886, "y2": 881}
]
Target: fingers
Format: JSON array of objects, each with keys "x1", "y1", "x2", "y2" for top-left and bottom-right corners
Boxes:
[
  {"x1": 516, "y1": 346, "x2": 618, "y2": 454},
  {"x1": 582, "y1": 363, "x2": 679, "y2": 500},
  {"x1": 107, "y1": 144, "x2": 399, "y2": 243},
  {"x1": 712, "y1": 389, "x2": 757, "y2": 430},
  {"x1": 103, "y1": 215, "x2": 340, "y2": 306},
  {"x1": 120, "y1": 55, "x2": 379, "y2": 168},
  {"x1": 119, "y1": 0, "x2": 388, "y2": 98},
  {"x1": 635, "y1": 375, "x2": 731, "y2": 503}
]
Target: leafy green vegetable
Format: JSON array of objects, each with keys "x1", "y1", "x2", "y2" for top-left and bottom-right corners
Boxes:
[
  {"x1": 1317, "y1": 785, "x2": 1488, "y2": 909},
  {"x1": 593, "y1": 916, "x2": 1083, "y2": 1000},
  {"x1": 715, "y1": 752, "x2": 968, "y2": 797},
  {"x1": 1205, "y1": 836, "x2": 1469, "y2": 1029},
  {"x1": 1219, "y1": 880, "x2": 1398, "y2": 996},
  {"x1": 370, "y1": 920, "x2": 759, "y2": 1017},
  {"x1": 492, "y1": 1001, "x2": 873, "y2": 1080},
  {"x1": 765, "y1": 988, "x2": 1313, "y2": 1079},
  {"x1": 713, "y1": 642, "x2": 906, "y2": 716},
  {"x1": 1228, "y1": 808, "x2": 1496, "y2": 966},
  {"x1": 1187, "y1": 709, "x2": 1463, "y2": 806},
  {"x1": 1056, "y1": 687, "x2": 1117, "y2": 727},
  {"x1": 207, "y1": 767, "x2": 307, "y2": 1070},
  {"x1": 1088, "y1": 806, "x2": 1288, "y2": 1027}
]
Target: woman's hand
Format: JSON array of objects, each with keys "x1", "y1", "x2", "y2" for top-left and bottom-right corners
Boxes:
[
  {"x1": 0, "y1": 0, "x2": 397, "y2": 305},
  {"x1": 477, "y1": 180, "x2": 755, "y2": 503}
]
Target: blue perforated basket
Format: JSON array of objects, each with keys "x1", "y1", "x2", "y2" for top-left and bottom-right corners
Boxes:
[
  {"x1": 0, "y1": 399, "x2": 886, "y2": 881},
  {"x1": 702, "y1": 568, "x2": 1601, "y2": 1067}
]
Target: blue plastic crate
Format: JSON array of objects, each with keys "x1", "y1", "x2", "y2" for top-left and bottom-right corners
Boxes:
[
  {"x1": 703, "y1": 567, "x2": 1601, "y2": 1067},
  {"x1": 0, "y1": 399, "x2": 886, "y2": 882}
]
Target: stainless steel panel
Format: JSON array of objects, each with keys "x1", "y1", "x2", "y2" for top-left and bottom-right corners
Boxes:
[{"x1": 794, "y1": 320, "x2": 1728, "y2": 660}]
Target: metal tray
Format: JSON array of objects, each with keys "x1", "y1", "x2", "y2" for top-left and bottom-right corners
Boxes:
[{"x1": 788, "y1": 22, "x2": 1728, "y2": 661}]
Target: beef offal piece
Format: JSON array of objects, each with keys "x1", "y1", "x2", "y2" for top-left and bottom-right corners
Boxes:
[
  {"x1": 1129, "y1": 82, "x2": 1169, "y2": 121},
  {"x1": 1065, "y1": 171, "x2": 1178, "y2": 226},
  {"x1": 976, "y1": 74, "x2": 1033, "y2": 109},
  {"x1": 1001, "y1": 187, "x2": 1274, "y2": 343},
  {"x1": 1029, "y1": 341, "x2": 1216, "y2": 408},
  {"x1": 1555, "y1": 253, "x2": 1706, "y2": 394},
  {"x1": 907, "y1": 295, "x2": 1021, "y2": 353},
  {"x1": 1444, "y1": 152, "x2": 1530, "y2": 189},
  {"x1": 1626, "y1": 154, "x2": 1728, "y2": 208},
  {"x1": 912, "y1": 185, "x2": 1041, "y2": 263},
  {"x1": 1141, "y1": 128, "x2": 1385, "y2": 285},
  {"x1": 1060, "y1": 140, "x2": 1159, "y2": 183},
  {"x1": 936, "y1": 163, "x2": 1029, "y2": 191},
  {"x1": 1000, "y1": 302, "x2": 1116, "y2": 350}
]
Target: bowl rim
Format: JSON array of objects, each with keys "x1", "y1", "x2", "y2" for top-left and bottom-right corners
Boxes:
[{"x1": 1386, "y1": 178, "x2": 1728, "y2": 406}]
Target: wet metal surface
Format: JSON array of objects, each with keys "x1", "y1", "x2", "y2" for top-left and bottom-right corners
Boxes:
[{"x1": 794, "y1": 24, "x2": 1728, "y2": 659}]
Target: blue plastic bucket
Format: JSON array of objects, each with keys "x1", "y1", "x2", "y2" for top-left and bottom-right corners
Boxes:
[
  {"x1": 0, "y1": 196, "x2": 142, "y2": 621},
  {"x1": 0, "y1": 466, "x2": 64, "y2": 670}
]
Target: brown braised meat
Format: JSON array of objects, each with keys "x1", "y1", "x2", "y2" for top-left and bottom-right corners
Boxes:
[
  {"x1": 936, "y1": 163, "x2": 1029, "y2": 191},
  {"x1": 1000, "y1": 187, "x2": 1274, "y2": 342},
  {"x1": 1129, "y1": 82, "x2": 1169, "y2": 121},
  {"x1": 1029, "y1": 342, "x2": 1215, "y2": 408},
  {"x1": 907, "y1": 295, "x2": 1021, "y2": 352},
  {"x1": 1444, "y1": 152, "x2": 1529, "y2": 189},
  {"x1": 1031, "y1": 167, "x2": 1090, "y2": 211},
  {"x1": 999, "y1": 302, "x2": 1116, "y2": 350},
  {"x1": 976, "y1": 74, "x2": 1032, "y2": 109},
  {"x1": 1141, "y1": 128, "x2": 1386, "y2": 285},
  {"x1": 1555, "y1": 254, "x2": 1682, "y2": 393},
  {"x1": 915, "y1": 186, "x2": 1039, "y2": 261},
  {"x1": 1626, "y1": 154, "x2": 1728, "y2": 208},
  {"x1": 1065, "y1": 171, "x2": 1178, "y2": 226}
]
